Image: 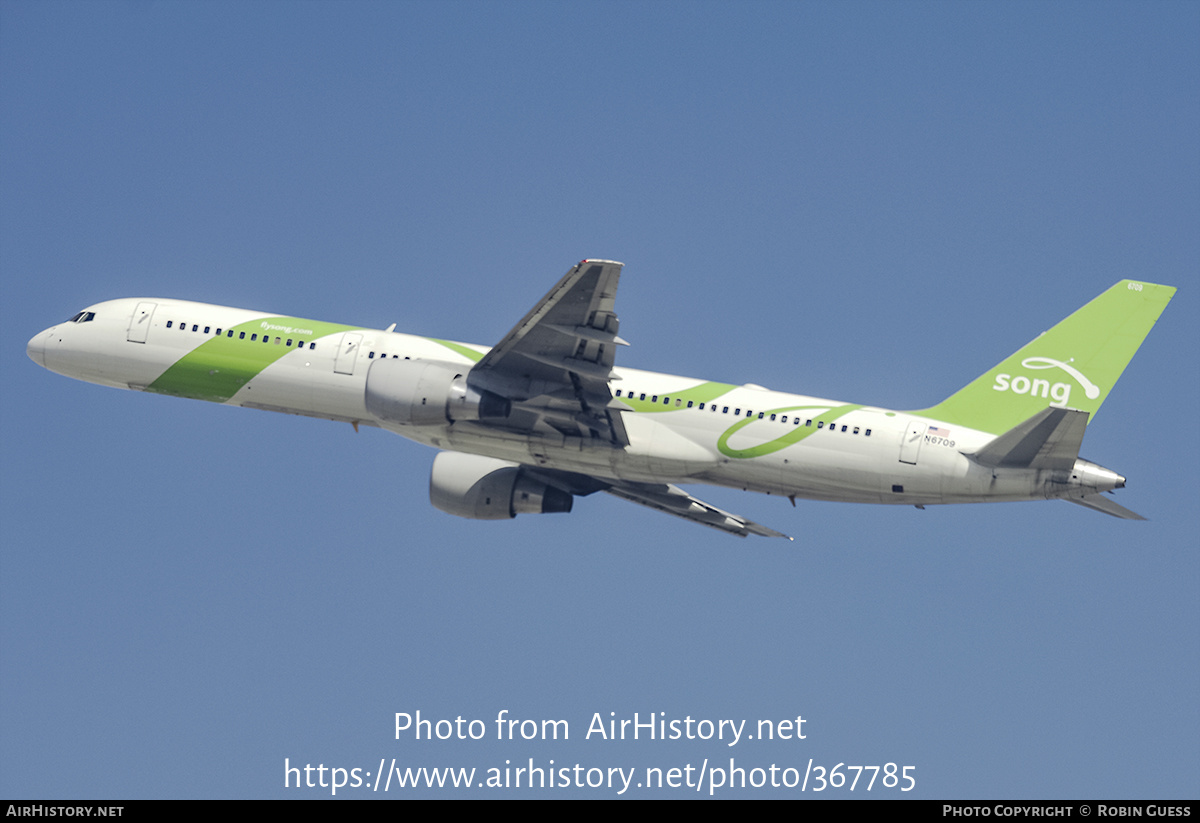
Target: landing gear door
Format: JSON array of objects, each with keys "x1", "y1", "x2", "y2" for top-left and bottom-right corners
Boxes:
[
  {"x1": 334, "y1": 332, "x2": 362, "y2": 375},
  {"x1": 899, "y1": 420, "x2": 926, "y2": 465},
  {"x1": 127, "y1": 301, "x2": 157, "y2": 343}
]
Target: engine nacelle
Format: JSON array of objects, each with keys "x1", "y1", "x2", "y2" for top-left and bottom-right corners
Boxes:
[
  {"x1": 429, "y1": 451, "x2": 573, "y2": 520},
  {"x1": 364, "y1": 358, "x2": 510, "y2": 426}
]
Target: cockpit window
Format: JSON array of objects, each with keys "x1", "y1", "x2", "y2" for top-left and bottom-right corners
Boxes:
[{"x1": 67, "y1": 311, "x2": 95, "y2": 323}]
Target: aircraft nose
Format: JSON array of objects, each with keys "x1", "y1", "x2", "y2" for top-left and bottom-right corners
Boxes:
[{"x1": 27, "y1": 330, "x2": 47, "y2": 368}]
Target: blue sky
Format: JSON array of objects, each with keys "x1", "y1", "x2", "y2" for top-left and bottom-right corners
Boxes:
[{"x1": 2, "y1": 0, "x2": 1196, "y2": 799}]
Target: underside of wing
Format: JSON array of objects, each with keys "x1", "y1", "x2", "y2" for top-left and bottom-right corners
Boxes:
[
  {"x1": 469, "y1": 259, "x2": 630, "y2": 445},
  {"x1": 523, "y1": 467, "x2": 791, "y2": 539},
  {"x1": 1066, "y1": 494, "x2": 1146, "y2": 520},
  {"x1": 604, "y1": 482, "x2": 793, "y2": 540}
]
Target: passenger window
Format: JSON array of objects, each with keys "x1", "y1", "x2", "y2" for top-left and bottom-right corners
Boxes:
[
  {"x1": 723, "y1": 406, "x2": 729, "y2": 414},
  {"x1": 239, "y1": 332, "x2": 246, "y2": 340},
  {"x1": 841, "y1": 425, "x2": 848, "y2": 432},
  {"x1": 640, "y1": 393, "x2": 646, "y2": 401},
  {"x1": 215, "y1": 328, "x2": 222, "y2": 336},
  {"x1": 615, "y1": 390, "x2": 622, "y2": 397},
  {"x1": 687, "y1": 401, "x2": 693, "y2": 408},
  {"x1": 865, "y1": 429, "x2": 872, "y2": 436},
  {"x1": 166, "y1": 321, "x2": 173, "y2": 328},
  {"x1": 204, "y1": 326, "x2": 211, "y2": 334},
  {"x1": 227, "y1": 330, "x2": 234, "y2": 338},
  {"x1": 817, "y1": 421, "x2": 824, "y2": 429},
  {"x1": 853, "y1": 427, "x2": 860, "y2": 434},
  {"x1": 251, "y1": 334, "x2": 257, "y2": 341},
  {"x1": 192, "y1": 324, "x2": 198, "y2": 332}
]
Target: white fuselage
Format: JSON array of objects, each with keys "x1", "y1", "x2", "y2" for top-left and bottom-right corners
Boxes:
[{"x1": 27, "y1": 297, "x2": 1121, "y2": 512}]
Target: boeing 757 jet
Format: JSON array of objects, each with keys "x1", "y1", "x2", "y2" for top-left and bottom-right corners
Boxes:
[{"x1": 27, "y1": 261, "x2": 1175, "y2": 538}]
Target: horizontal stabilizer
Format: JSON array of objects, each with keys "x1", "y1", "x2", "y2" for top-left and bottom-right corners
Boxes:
[
  {"x1": 969, "y1": 407, "x2": 1089, "y2": 471},
  {"x1": 1066, "y1": 494, "x2": 1146, "y2": 520}
]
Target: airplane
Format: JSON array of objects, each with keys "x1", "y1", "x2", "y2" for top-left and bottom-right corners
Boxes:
[{"x1": 26, "y1": 261, "x2": 1175, "y2": 539}]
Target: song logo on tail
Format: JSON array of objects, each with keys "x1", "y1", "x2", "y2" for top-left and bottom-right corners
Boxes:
[{"x1": 992, "y1": 357, "x2": 1100, "y2": 405}]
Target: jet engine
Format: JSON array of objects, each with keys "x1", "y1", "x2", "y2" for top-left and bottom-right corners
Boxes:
[
  {"x1": 364, "y1": 358, "x2": 510, "y2": 426},
  {"x1": 429, "y1": 451, "x2": 573, "y2": 520}
]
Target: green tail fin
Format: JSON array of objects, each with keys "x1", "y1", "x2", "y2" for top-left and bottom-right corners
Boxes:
[{"x1": 916, "y1": 280, "x2": 1175, "y2": 435}]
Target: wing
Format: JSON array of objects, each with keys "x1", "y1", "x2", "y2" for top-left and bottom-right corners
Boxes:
[
  {"x1": 468, "y1": 259, "x2": 631, "y2": 445},
  {"x1": 1066, "y1": 494, "x2": 1146, "y2": 520},
  {"x1": 604, "y1": 482, "x2": 793, "y2": 539},
  {"x1": 470, "y1": 260, "x2": 790, "y2": 540},
  {"x1": 523, "y1": 468, "x2": 792, "y2": 540}
]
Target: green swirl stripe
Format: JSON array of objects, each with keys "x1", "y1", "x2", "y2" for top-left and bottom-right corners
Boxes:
[
  {"x1": 147, "y1": 316, "x2": 360, "y2": 402},
  {"x1": 717, "y1": 404, "x2": 863, "y2": 459},
  {"x1": 429, "y1": 338, "x2": 485, "y2": 363}
]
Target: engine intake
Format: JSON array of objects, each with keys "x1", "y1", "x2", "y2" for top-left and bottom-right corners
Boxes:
[
  {"x1": 429, "y1": 451, "x2": 573, "y2": 520},
  {"x1": 365, "y1": 358, "x2": 510, "y2": 426}
]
